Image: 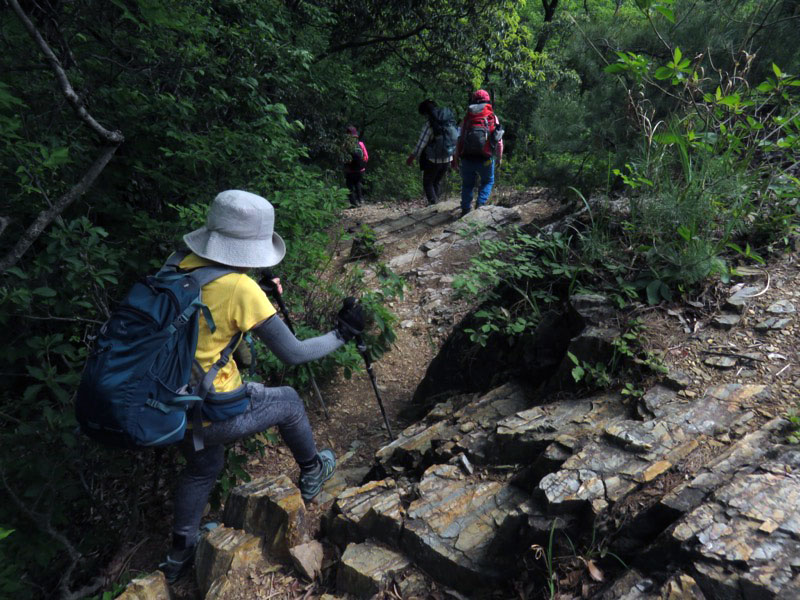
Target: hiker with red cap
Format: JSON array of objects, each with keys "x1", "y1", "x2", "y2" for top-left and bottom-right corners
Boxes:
[
  {"x1": 343, "y1": 125, "x2": 369, "y2": 207},
  {"x1": 452, "y1": 89, "x2": 504, "y2": 216}
]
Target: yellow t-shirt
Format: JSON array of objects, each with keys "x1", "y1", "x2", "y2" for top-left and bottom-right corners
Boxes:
[{"x1": 179, "y1": 253, "x2": 276, "y2": 392}]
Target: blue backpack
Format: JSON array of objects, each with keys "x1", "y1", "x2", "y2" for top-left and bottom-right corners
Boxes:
[{"x1": 75, "y1": 252, "x2": 249, "y2": 450}]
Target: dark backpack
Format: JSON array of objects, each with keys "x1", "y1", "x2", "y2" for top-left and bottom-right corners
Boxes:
[
  {"x1": 347, "y1": 138, "x2": 366, "y2": 171},
  {"x1": 424, "y1": 107, "x2": 459, "y2": 161},
  {"x1": 75, "y1": 252, "x2": 247, "y2": 450},
  {"x1": 350, "y1": 145, "x2": 365, "y2": 170},
  {"x1": 461, "y1": 104, "x2": 504, "y2": 159}
]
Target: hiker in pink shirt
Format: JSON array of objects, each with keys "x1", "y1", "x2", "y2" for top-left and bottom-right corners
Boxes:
[{"x1": 344, "y1": 125, "x2": 369, "y2": 207}]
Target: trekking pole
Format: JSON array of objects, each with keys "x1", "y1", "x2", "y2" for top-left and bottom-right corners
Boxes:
[
  {"x1": 261, "y1": 278, "x2": 330, "y2": 420},
  {"x1": 354, "y1": 334, "x2": 395, "y2": 441}
]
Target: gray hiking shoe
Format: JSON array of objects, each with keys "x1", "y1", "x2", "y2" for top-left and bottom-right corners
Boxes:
[
  {"x1": 299, "y1": 449, "x2": 336, "y2": 501},
  {"x1": 159, "y1": 545, "x2": 195, "y2": 583}
]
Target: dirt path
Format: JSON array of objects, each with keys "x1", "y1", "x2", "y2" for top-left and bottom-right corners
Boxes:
[{"x1": 239, "y1": 190, "x2": 558, "y2": 485}]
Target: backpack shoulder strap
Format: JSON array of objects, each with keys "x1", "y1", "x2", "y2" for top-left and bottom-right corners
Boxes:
[
  {"x1": 190, "y1": 265, "x2": 237, "y2": 288},
  {"x1": 162, "y1": 249, "x2": 191, "y2": 271},
  {"x1": 160, "y1": 250, "x2": 235, "y2": 285},
  {"x1": 190, "y1": 331, "x2": 244, "y2": 451}
]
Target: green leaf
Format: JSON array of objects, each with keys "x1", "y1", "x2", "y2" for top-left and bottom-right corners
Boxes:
[
  {"x1": 646, "y1": 280, "x2": 663, "y2": 305},
  {"x1": 772, "y1": 63, "x2": 783, "y2": 78},
  {"x1": 42, "y1": 147, "x2": 70, "y2": 169},
  {"x1": 604, "y1": 64, "x2": 628, "y2": 74},
  {"x1": 32, "y1": 287, "x2": 57, "y2": 297},
  {"x1": 654, "y1": 66, "x2": 673, "y2": 80},
  {"x1": 571, "y1": 365, "x2": 585, "y2": 382},
  {"x1": 655, "y1": 6, "x2": 674, "y2": 22}
]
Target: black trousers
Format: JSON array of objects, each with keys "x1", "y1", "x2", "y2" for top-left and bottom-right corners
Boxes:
[
  {"x1": 421, "y1": 161, "x2": 449, "y2": 205},
  {"x1": 345, "y1": 171, "x2": 364, "y2": 206}
]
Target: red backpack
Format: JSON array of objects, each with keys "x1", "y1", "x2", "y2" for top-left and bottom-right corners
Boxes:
[{"x1": 461, "y1": 104, "x2": 499, "y2": 159}]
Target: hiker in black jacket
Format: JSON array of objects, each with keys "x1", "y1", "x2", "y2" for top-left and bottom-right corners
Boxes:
[{"x1": 406, "y1": 100, "x2": 458, "y2": 205}]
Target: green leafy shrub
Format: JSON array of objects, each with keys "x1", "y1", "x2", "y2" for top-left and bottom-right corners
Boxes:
[{"x1": 364, "y1": 151, "x2": 424, "y2": 202}]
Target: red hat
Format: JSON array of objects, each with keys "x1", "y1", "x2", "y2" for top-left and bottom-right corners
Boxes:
[
  {"x1": 346, "y1": 125, "x2": 358, "y2": 136},
  {"x1": 472, "y1": 89, "x2": 491, "y2": 103}
]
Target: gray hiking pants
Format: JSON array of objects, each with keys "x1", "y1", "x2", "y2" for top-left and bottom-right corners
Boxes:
[{"x1": 171, "y1": 382, "x2": 317, "y2": 544}]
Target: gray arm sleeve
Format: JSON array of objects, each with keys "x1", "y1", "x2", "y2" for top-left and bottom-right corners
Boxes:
[{"x1": 253, "y1": 314, "x2": 345, "y2": 366}]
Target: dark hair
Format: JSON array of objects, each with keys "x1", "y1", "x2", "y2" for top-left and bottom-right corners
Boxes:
[{"x1": 418, "y1": 99, "x2": 436, "y2": 115}]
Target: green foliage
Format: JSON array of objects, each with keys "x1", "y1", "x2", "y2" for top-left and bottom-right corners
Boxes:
[
  {"x1": 365, "y1": 151, "x2": 423, "y2": 202},
  {"x1": 787, "y1": 411, "x2": 800, "y2": 445},
  {"x1": 596, "y1": 47, "x2": 800, "y2": 298},
  {"x1": 0, "y1": 528, "x2": 27, "y2": 598},
  {"x1": 350, "y1": 224, "x2": 385, "y2": 261},
  {"x1": 454, "y1": 226, "x2": 578, "y2": 347},
  {"x1": 568, "y1": 351, "x2": 612, "y2": 388},
  {"x1": 568, "y1": 320, "x2": 666, "y2": 393}
]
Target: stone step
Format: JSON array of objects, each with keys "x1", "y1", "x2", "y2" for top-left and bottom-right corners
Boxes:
[
  {"x1": 222, "y1": 474, "x2": 308, "y2": 559},
  {"x1": 116, "y1": 572, "x2": 169, "y2": 600},
  {"x1": 195, "y1": 526, "x2": 267, "y2": 597}
]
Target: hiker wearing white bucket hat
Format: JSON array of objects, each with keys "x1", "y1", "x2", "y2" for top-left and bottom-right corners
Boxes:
[
  {"x1": 161, "y1": 190, "x2": 366, "y2": 583},
  {"x1": 183, "y1": 189, "x2": 286, "y2": 268}
]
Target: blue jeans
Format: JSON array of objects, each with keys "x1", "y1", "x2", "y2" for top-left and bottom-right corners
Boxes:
[
  {"x1": 460, "y1": 157, "x2": 494, "y2": 214},
  {"x1": 171, "y1": 383, "x2": 317, "y2": 545}
]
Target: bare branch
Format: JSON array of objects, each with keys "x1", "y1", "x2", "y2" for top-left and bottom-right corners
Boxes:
[
  {"x1": 1, "y1": 0, "x2": 126, "y2": 272},
  {"x1": 0, "y1": 145, "x2": 118, "y2": 273},
  {"x1": 315, "y1": 23, "x2": 429, "y2": 62},
  {"x1": 7, "y1": 0, "x2": 123, "y2": 144}
]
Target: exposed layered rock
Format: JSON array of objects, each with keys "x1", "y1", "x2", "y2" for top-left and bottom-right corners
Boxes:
[
  {"x1": 400, "y1": 464, "x2": 533, "y2": 590},
  {"x1": 326, "y1": 374, "x2": 797, "y2": 598},
  {"x1": 328, "y1": 478, "x2": 404, "y2": 548},
  {"x1": 412, "y1": 293, "x2": 610, "y2": 405},
  {"x1": 539, "y1": 384, "x2": 765, "y2": 516},
  {"x1": 378, "y1": 382, "x2": 529, "y2": 473},
  {"x1": 336, "y1": 542, "x2": 411, "y2": 598},
  {"x1": 663, "y1": 419, "x2": 800, "y2": 599}
]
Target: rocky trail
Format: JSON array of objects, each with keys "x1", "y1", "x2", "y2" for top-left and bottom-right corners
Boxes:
[{"x1": 122, "y1": 189, "x2": 800, "y2": 600}]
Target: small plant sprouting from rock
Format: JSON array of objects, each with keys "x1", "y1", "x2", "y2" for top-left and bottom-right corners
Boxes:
[
  {"x1": 570, "y1": 319, "x2": 666, "y2": 393},
  {"x1": 786, "y1": 412, "x2": 800, "y2": 444},
  {"x1": 349, "y1": 223, "x2": 384, "y2": 261},
  {"x1": 525, "y1": 519, "x2": 628, "y2": 599}
]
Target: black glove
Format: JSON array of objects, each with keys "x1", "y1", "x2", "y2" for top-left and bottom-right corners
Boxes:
[
  {"x1": 261, "y1": 269, "x2": 278, "y2": 293},
  {"x1": 336, "y1": 297, "x2": 364, "y2": 342}
]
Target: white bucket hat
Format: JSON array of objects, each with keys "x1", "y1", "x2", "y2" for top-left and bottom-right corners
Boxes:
[{"x1": 183, "y1": 190, "x2": 286, "y2": 268}]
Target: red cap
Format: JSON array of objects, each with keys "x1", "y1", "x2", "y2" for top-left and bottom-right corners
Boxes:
[{"x1": 472, "y1": 89, "x2": 490, "y2": 103}]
